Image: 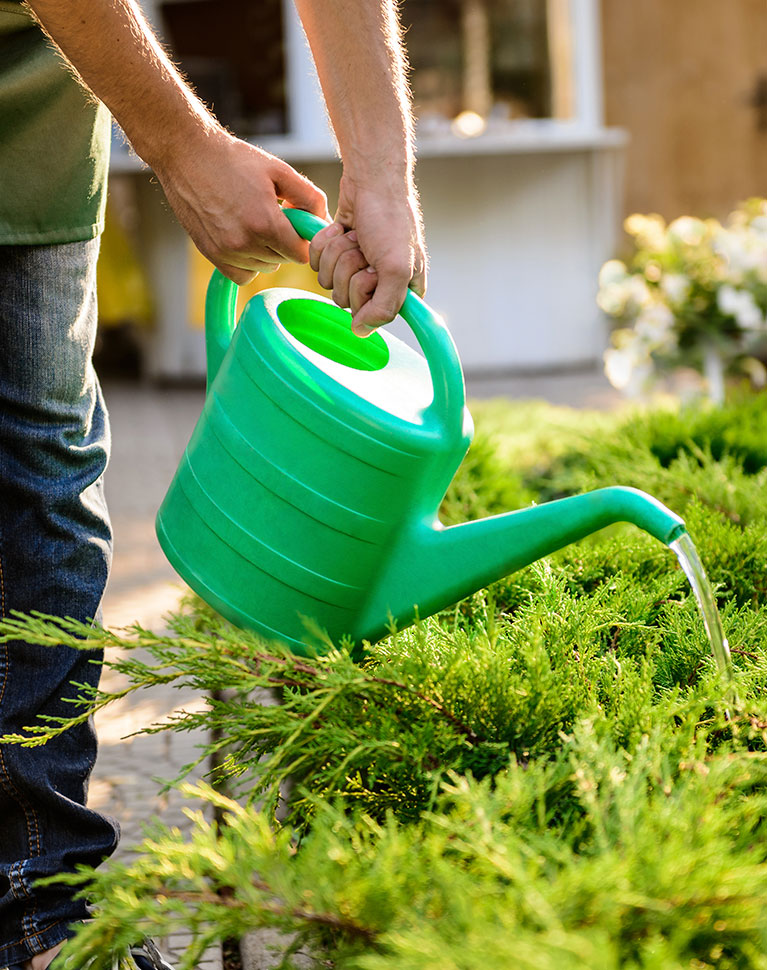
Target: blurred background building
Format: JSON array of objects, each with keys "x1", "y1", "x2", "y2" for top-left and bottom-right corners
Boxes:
[
  {"x1": 98, "y1": 0, "x2": 767, "y2": 382},
  {"x1": 602, "y1": 0, "x2": 767, "y2": 221}
]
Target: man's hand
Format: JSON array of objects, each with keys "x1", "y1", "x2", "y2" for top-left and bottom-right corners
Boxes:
[
  {"x1": 309, "y1": 175, "x2": 427, "y2": 336},
  {"x1": 28, "y1": 0, "x2": 423, "y2": 306},
  {"x1": 295, "y1": 0, "x2": 426, "y2": 336},
  {"x1": 25, "y1": 0, "x2": 329, "y2": 286},
  {"x1": 153, "y1": 130, "x2": 329, "y2": 285}
]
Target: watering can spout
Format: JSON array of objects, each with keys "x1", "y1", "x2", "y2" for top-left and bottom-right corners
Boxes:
[{"x1": 354, "y1": 486, "x2": 686, "y2": 644}]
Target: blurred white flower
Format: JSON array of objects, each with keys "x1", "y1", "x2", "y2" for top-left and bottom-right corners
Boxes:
[
  {"x1": 713, "y1": 227, "x2": 767, "y2": 283},
  {"x1": 627, "y1": 276, "x2": 652, "y2": 307},
  {"x1": 644, "y1": 260, "x2": 662, "y2": 282},
  {"x1": 597, "y1": 284, "x2": 626, "y2": 317},
  {"x1": 749, "y1": 215, "x2": 767, "y2": 236},
  {"x1": 605, "y1": 349, "x2": 653, "y2": 397},
  {"x1": 740, "y1": 356, "x2": 767, "y2": 387},
  {"x1": 600, "y1": 200, "x2": 767, "y2": 400},
  {"x1": 603, "y1": 336, "x2": 651, "y2": 392},
  {"x1": 624, "y1": 213, "x2": 667, "y2": 251},
  {"x1": 717, "y1": 283, "x2": 740, "y2": 315},
  {"x1": 717, "y1": 284, "x2": 764, "y2": 330},
  {"x1": 597, "y1": 271, "x2": 652, "y2": 317},
  {"x1": 603, "y1": 347, "x2": 634, "y2": 391},
  {"x1": 668, "y1": 216, "x2": 708, "y2": 247},
  {"x1": 635, "y1": 302, "x2": 676, "y2": 347},
  {"x1": 598, "y1": 259, "x2": 628, "y2": 288},
  {"x1": 660, "y1": 273, "x2": 691, "y2": 306}
]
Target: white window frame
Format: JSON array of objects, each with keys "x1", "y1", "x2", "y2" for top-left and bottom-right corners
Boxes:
[
  {"x1": 279, "y1": 0, "x2": 606, "y2": 149},
  {"x1": 137, "y1": 0, "x2": 606, "y2": 157},
  {"x1": 570, "y1": 0, "x2": 604, "y2": 129}
]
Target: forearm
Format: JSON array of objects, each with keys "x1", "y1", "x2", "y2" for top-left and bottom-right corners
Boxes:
[
  {"x1": 293, "y1": 0, "x2": 415, "y2": 189},
  {"x1": 24, "y1": 0, "x2": 221, "y2": 168},
  {"x1": 296, "y1": 0, "x2": 425, "y2": 326},
  {"x1": 23, "y1": 0, "x2": 328, "y2": 282}
]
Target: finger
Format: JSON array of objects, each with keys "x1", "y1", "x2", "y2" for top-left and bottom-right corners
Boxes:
[
  {"x1": 214, "y1": 257, "x2": 280, "y2": 284},
  {"x1": 270, "y1": 167, "x2": 329, "y2": 263},
  {"x1": 316, "y1": 231, "x2": 364, "y2": 291},
  {"x1": 218, "y1": 253, "x2": 281, "y2": 274},
  {"x1": 214, "y1": 212, "x2": 298, "y2": 266},
  {"x1": 332, "y1": 245, "x2": 369, "y2": 309},
  {"x1": 274, "y1": 165, "x2": 329, "y2": 221},
  {"x1": 349, "y1": 267, "x2": 379, "y2": 335},
  {"x1": 352, "y1": 260, "x2": 412, "y2": 332},
  {"x1": 410, "y1": 253, "x2": 428, "y2": 298},
  {"x1": 217, "y1": 263, "x2": 258, "y2": 286},
  {"x1": 263, "y1": 212, "x2": 311, "y2": 264},
  {"x1": 252, "y1": 195, "x2": 324, "y2": 266},
  {"x1": 309, "y1": 222, "x2": 344, "y2": 272}
]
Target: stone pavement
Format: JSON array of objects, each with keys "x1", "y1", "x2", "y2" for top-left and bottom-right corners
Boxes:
[
  {"x1": 95, "y1": 380, "x2": 207, "y2": 852},
  {"x1": 91, "y1": 368, "x2": 619, "y2": 969},
  {"x1": 93, "y1": 382, "x2": 217, "y2": 970}
]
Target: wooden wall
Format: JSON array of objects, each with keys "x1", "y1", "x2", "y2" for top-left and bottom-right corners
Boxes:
[{"x1": 601, "y1": 0, "x2": 767, "y2": 220}]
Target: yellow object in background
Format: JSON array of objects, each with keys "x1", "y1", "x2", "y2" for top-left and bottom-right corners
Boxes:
[
  {"x1": 188, "y1": 240, "x2": 329, "y2": 330},
  {"x1": 96, "y1": 202, "x2": 154, "y2": 329}
]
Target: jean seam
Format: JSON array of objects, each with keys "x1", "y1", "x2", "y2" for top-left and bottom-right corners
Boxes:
[
  {"x1": 8, "y1": 865, "x2": 33, "y2": 901},
  {"x1": 0, "y1": 916, "x2": 70, "y2": 958},
  {"x1": 0, "y1": 542, "x2": 5, "y2": 618},
  {"x1": 0, "y1": 544, "x2": 43, "y2": 942},
  {"x1": 0, "y1": 729, "x2": 43, "y2": 861}
]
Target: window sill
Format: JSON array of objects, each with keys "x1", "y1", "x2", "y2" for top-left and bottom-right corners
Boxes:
[
  {"x1": 109, "y1": 122, "x2": 627, "y2": 174},
  {"x1": 414, "y1": 122, "x2": 628, "y2": 159}
]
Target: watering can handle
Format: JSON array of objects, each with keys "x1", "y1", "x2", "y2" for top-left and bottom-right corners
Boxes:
[{"x1": 205, "y1": 208, "x2": 466, "y2": 432}]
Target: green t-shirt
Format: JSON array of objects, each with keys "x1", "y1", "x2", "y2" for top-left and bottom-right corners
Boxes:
[{"x1": 0, "y1": 1, "x2": 111, "y2": 244}]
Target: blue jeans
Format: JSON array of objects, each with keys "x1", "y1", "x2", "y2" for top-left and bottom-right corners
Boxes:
[{"x1": 0, "y1": 239, "x2": 120, "y2": 965}]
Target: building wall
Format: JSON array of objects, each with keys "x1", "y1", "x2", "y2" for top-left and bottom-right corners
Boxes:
[{"x1": 601, "y1": 0, "x2": 767, "y2": 220}]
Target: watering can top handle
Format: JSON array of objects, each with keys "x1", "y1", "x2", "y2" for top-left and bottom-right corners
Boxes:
[
  {"x1": 205, "y1": 207, "x2": 466, "y2": 431},
  {"x1": 283, "y1": 208, "x2": 465, "y2": 429}
]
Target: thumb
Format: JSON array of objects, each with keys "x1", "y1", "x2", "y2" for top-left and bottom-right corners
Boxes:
[
  {"x1": 273, "y1": 161, "x2": 329, "y2": 220},
  {"x1": 269, "y1": 163, "x2": 330, "y2": 263}
]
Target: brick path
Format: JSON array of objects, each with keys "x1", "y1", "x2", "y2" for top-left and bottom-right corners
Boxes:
[
  {"x1": 96, "y1": 382, "x2": 205, "y2": 852},
  {"x1": 93, "y1": 382, "x2": 220, "y2": 970}
]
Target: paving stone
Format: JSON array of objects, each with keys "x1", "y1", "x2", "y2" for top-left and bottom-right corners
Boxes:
[
  {"x1": 240, "y1": 931, "x2": 315, "y2": 970},
  {"x1": 93, "y1": 382, "x2": 219, "y2": 970}
]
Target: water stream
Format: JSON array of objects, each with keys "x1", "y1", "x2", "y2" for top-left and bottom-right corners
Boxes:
[{"x1": 669, "y1": 531, "x2": 738, "y2": 711}]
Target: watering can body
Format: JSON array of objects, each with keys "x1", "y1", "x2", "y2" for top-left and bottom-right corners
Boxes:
[{"x1": 156, "y1": 209, "x2": 686, "y2": 654}]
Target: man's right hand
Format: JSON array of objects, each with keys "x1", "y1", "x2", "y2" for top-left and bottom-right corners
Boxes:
[
  {"x1": 309, "y1": 175, "x2": 427, "y2": 336},
  {"x1": 153, "y1": 130, "x2": 329, "y2": 285}
]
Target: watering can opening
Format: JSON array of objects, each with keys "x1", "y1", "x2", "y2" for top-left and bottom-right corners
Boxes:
[
  {"x1": 276, "y1": 298, "x2": 390, "y2": 372},
  {"x1": 255, "y1": 288, "x2": 439, "y2": 428}
]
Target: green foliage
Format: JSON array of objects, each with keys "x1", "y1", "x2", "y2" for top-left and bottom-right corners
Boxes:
[
  {"x1": 4, "y1": 393, "x2": 767, "y2": 969},
  {"x1": 38, "y1": 739, "x2": 767, "y2": 970}
]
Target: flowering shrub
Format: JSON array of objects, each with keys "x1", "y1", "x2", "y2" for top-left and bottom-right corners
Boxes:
[{"x1": 599, "y1": 199, "x2": 767, "y2": 401}]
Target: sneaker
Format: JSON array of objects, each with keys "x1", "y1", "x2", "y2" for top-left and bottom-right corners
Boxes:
[
  {"x1": 47, "y1": 938, "x2": 176, "y2": 970},
  {"x1": 125, "y1": 941, "x2": 175, "y2": 970}
]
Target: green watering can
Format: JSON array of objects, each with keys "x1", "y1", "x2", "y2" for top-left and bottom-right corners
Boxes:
[{"x1": 156, "y1": 208, "x2": 687, "y2": 655}]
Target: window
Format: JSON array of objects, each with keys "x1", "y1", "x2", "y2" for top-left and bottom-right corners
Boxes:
[
  {"x1": 148, "y1": 0, "x2": 594, "y2": 145},
  {"x1": 157, "y1": 0, "x2": 287, "y2": 136},
  {"x1": 403, "y1": 0, "x2": 577, "y2": 133}
]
